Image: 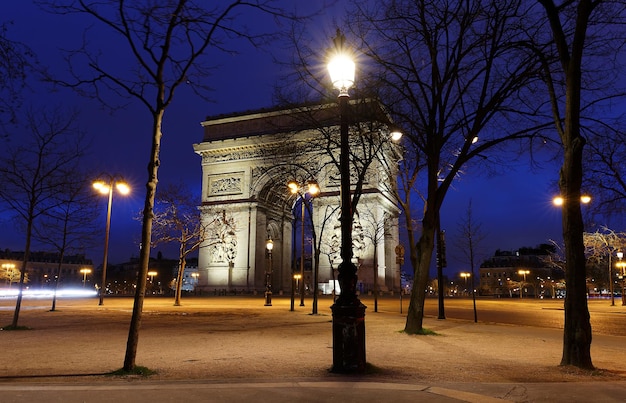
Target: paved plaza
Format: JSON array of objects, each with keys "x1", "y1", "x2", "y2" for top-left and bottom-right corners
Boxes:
[{"x1": 1, "y1": 295, "x2": 625, "y2": 402}]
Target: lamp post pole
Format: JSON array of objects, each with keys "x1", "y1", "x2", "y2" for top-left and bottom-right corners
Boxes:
[
  {"x1": 99, "y1": 181, "x2": 113, "y2": 305},
  {"x1": 288, "y1": 180, "x2": 319, "y2": 309},
  {"x1": 93, "y1": 176, "x2": 129, "y2": 306},
  {"x1": 299, "y1": 199, "x2": 306, "y2": 306},
  {"x1": 518, "y1": 270, "x2": 529, "y2": 299},
  {"x1": 609, "y1": 251, "x2": 626, "y2": 305},
  {"x1": 265, "y1": 239, "x2": 273, "y2": 306},
  {"x1": 610, "y1": 252, "x2": 615, "y2": 306},
  {"x1": 328, "y1": 29, "x2": 366, "y2": 373},
  {"x1": 81, "y1": 268, "x2": 91, "y2": 288}
]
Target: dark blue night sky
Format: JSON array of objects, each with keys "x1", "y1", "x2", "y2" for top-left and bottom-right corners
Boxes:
[{"x1": 2, "y1": 1, "x2": 567, "y2": 276}]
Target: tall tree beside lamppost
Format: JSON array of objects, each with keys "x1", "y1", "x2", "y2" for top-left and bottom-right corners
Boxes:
[
  {"x1": 40, "y1": 0, "x2": 301, "y2": 372},
  {"x1": 536, "y1": 0, "x2": 626, "y2": 369},
  {"x1": 339, "y1": 0, "x2": 548, "y2": 335}
]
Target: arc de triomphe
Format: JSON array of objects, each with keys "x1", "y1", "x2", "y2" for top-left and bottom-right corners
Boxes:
[{"x1": 193, "y1": 100, "x2": 402, "y2": 295}]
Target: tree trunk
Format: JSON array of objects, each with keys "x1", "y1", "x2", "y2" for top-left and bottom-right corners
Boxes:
[
  {"x1": 12, "y1": 217, "x2": 33, "y2": 328},
  {"x1": 123, "y1": 109, "x2": 163, "y2": 371},
  {"x1": 560, "y1": 137, "x2": 593, "y2": 369},
  {"x1": 404, "y1": 205, "x2": 436, "y2": 333},
  {"x1": 174, "y1": 253, "x2": 187, "y2": 306}
]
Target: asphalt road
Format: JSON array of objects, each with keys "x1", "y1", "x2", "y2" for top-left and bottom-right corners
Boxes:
[
  {"x1": 372, "y1": 295, "x2": 626, "y2": 337},
  {"x1": 2, "y1": 293, "x2": 625, "y2": 336}
]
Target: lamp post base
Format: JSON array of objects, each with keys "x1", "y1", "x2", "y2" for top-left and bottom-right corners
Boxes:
[
  {"x1": 330, "y1": 302, "x2": 367, "y2": 373},
  {"x1": 264, "y1": 291, "x2": 272, "y2": 306}
]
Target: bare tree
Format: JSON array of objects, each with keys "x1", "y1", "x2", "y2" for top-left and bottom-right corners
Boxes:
[
  {"x1": 39, "y1": 0, "x2": 300, "y2": 371},
  {"x1": 584, "y1": 127, "x2": 626, "y2": 219},
  {"x1": 33, "y1": 169, "x2": 100, "y2": 311},
  {"x1": 0, "y1": 106, "x2": 85, "y2": 328},
  {"x1": 535, "y1": 0, "x2": 626, "y2": 369},
  {"x1": 358, "y1": 210, "x2": 391, "y2": 312},
  {"x1": 343, "y1": 0, "x2": 547, "y2": 334},
  {"x1": 0, "y1": 266, "x2": 27, "y2": 287},
  {"x1": 0, "y1": 22, "x2": 34, "y2": 132},
  {"x1": 583, "y1": 227, "x2": 626, "y2": 306},
  {"x1": 454, "y1": 200, "x2": 486, "y2": 323},
  {"x1": 150, "y1": 183, "x2": 207, "y2": 306}
]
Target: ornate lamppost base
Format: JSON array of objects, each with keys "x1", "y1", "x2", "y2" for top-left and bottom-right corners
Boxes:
[
  {"x1": 264, "y1": 291, "x2": 272, "y2": 306},
  {"x1": 330, "y1": 301, "x2": 367, "y2": 373}
]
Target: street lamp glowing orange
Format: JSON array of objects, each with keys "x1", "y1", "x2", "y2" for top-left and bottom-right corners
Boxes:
[
  {"x1": 80, "y1": 268, "x2": 92, "y2": 288},
  {"x1": 93, "y1": 175, "x2": 130, "y2": 305},
  {"x1": 288, "y1": 180, "x2": 320, "y2": 308},
  {"x1": 553, "y1": 195, "x2": 591, "y2": 206}
]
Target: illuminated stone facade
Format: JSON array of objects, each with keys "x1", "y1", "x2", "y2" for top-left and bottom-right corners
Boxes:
[{"x1": 193, "y1": 101, "x2": 402, "y2": 294}]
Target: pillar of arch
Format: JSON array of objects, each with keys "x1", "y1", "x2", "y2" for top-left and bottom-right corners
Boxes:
[{"x1": 193, "y1": 101, "x2": 402, "y2": 295}]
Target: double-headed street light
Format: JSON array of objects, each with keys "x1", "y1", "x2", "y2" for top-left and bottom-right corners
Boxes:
[
  {"x1": 327, "y1": 29, "x2": 366, "y2": 373},
  {"x1": 288, "y1": 180, "x2": 320, "y2": 308},
  {"x1": 80, "y1": 268, "x2": 92, "y2": 288},
  {"x1": 460, "y1": 272, "x2": 471, "y2": 295},
  {"x1": 93, "y1": 176, "x2": 130, "y2": 305},
  {"x1": 552, "y1": 195, "x2": 591, "y2": 206},
  {"x1": 518, "y1": 269, "x2": 530, "y2": 299}
]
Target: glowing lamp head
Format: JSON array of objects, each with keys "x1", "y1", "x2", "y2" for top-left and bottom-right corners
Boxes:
[
  {"x1": 327, "y1": 29, "x2": 355, "y2": 96},
  {"x1": 116, "y1": 182, "x2": 130, "y2": 195},
  {"x1": 287, "y1": 181, "x2": 299, "y2": 194},
  {"x1": 306, "y1": 180, "x2": 320, "y2": 196},
  {"x1": 266, "y1": 239, "x2": 274, "y2": 251},
  {"x1": 92, "y1": 180, "x2": 110, "y2": 195},
  {"x1": 390, "y1": 129, "x2": 403, "y2": 142},
  {"x1": 328, "y1": 54, "x2": 355, "y2": 93}
]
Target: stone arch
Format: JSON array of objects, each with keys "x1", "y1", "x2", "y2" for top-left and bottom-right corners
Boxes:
[{"x1": 193, "y1": 102, "x2": 403, "y2": 295}]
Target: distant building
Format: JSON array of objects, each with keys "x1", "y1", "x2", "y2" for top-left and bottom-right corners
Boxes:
[
  {"x1": 103, "y1": 255, "x2": 199, "y2": 295},
  {"x1": 478, "y1": 245, "x2": 564, "y2": 298},
  {"x1": 0, "y1": 249, "x2": 94, "y2": 288}
]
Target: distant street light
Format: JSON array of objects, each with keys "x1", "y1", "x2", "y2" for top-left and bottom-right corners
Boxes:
[
  {"x1": 93, "y1": 176, "x2": 130, "y2": 305},
  {"x1": 460, "y1": 272, "x2": 471, "y2": 295},
  {"x1": 264, "y1": 238, "x2": 273, "y2": 306},
  {"x1": 80, "y1": 268, "x2": 92, "y2": 288},
  {"x1": 518, "y1": 269, "x2": 530, "y2": 299},
  {"x1": 616, "y1": 252, "x2": 625, "y2": 306},
  {"x1": 147, "y1": 271, "x2": 157, "y2": 283},
  {"x1": 288, "y1": 180, "x2": 319, "y2": 308}
]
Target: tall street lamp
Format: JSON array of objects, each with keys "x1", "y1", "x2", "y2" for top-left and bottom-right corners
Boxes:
[
  {"x1": 264, "y1": 238, "x2": 273, "y2": 306},
  {"x1": 80, "y1": 268, "x2": 92, "y2": 288},
  {"x1": 518, "y1": 269, "x2": 530, "y2": 299},
  {"x1": 610, "y1": 251, "x2": 626, "y2": 305},
  {"x1": 460, "y1": 272, "x2": 471, "y2": 296},
  {"x1": 93, "y1": 176, "x2": 130, "y2": 305},
  {"x1": 327, "y1": 29, "x2": 367, "y2": 373},
  {"x1": 288, "y1": 180, "x2": 319, "y2": 308}
]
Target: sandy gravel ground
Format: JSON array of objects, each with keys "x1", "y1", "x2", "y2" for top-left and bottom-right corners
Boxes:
[{"x1": 1, "y1": 295, "x2": 625, "y2": 385}]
